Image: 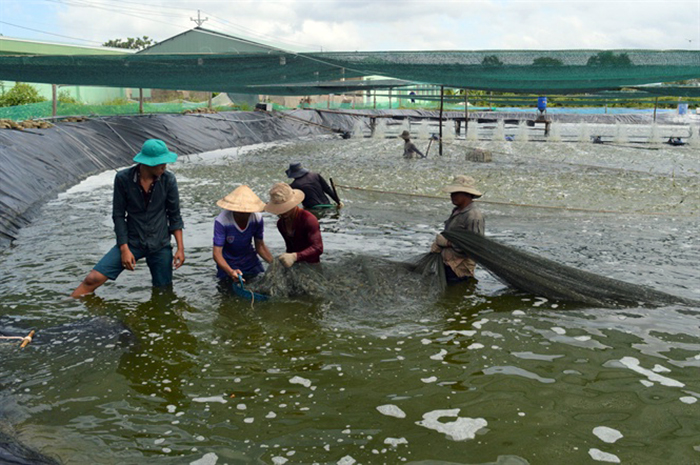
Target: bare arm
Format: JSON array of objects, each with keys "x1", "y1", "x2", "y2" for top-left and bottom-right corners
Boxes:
[
  {"x1": 255, "y1": 238, "x2": 274, "y2": 264},
  {"x1": 213, "y1": 246, "x2": 242, "y2": 279}
]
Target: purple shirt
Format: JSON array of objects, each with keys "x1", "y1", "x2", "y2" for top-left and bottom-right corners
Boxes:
[
  {"x1": 213, "y1": 211, "x2": 265, "y2": 278},
  {"x1": 276, "y1": 209, "x2": 323, "y2": 263}
]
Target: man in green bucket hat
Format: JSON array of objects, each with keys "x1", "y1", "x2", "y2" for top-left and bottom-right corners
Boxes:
[{"x1": 72, "y1": 139, "x2": 185, "y2": 297}]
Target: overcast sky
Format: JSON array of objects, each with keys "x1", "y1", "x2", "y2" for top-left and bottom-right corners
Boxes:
[{"x1": 1, "y1": 0, "x2": 699, "y2": 52}]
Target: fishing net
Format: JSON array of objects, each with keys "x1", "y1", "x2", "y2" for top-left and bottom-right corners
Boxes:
[
  {"x1": 251, "y1": 256, "x2": 445, "y2": 308},
  {"x1": 442, "y1": 230, "x2": 699, "y2": 308}
]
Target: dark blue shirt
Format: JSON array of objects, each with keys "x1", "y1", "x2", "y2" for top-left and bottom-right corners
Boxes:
[{"x1": 112, "y1": 165, "x2": 184, "y2": 252}]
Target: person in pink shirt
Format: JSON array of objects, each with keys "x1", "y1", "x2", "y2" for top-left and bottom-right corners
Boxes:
[{"x1": 264, "y1": 183, "x2": 323, "y2": 268}]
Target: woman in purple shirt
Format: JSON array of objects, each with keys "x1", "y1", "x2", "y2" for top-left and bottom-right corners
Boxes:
[{"x1": 213, "y1": 185, "x2": 273, "y2": 281}]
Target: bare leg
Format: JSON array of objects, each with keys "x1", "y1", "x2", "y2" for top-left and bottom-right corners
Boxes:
[{"x1": 71, "y1": 270, "x2": 109, "y2": 298}]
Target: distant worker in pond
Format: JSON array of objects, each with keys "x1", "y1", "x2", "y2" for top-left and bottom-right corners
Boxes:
[
  {"x1": 213, "y1": 185, "x2": 273, "y2": 283},
  {"x1": 71, "y1": 139, "x2": 185, "y2": 298},
  {"x1": 264, "y1": 183, "x2": 323, "y2": 268},
  {"x1": 286, "y1": 162, "x2": 343, "y2": 210},
  {"x1": 399, "y1": 130, "x2": 426, "y2": 159},
  {"x1": 430, "y1": 175, "x2": 485, "y2": 283}
]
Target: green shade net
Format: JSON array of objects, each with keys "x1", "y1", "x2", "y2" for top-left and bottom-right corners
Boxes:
[{"x1": 1, "y1": 49, "x2": 699, "y2": 95}]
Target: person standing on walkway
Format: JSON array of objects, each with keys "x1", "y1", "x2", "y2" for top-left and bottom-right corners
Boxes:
[
  {"x1": 285, "y1": 162, "x2": 342, "y2": 210},
  {"x1": 71, "y1": 139, "x2": 184, "y2": 297},
  {"x1": 431, "y1": 175, "x2": 484, "y2": 283},
  {"x1": 264, "y1": 182, "x2": 323, "y2": 268}
]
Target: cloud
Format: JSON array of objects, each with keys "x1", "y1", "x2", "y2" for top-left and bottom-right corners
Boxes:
[{"x1": 6, "y1": 0, "x2": 700, "y2": 51}]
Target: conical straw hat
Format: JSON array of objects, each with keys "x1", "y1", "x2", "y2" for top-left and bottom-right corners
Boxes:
[{"x1": 216, "y1": 185, "x2": 265, "y2": 212}]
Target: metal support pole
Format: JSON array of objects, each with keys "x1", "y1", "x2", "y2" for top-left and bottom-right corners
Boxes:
[
  {"x1": 52, "y1": 84, "x2": 57, "y2": 117},
  {"x1": 389, "y1": 88, "x2": 392, "y2": 110},
  {"x1": 208, "y1": 92, "x2": 212, "y2": 109},
  {"x1": 653, "y1": 97, "x2": 658, "y2": 123},
  {"x1": 139, "y1": 88, "x2": 144, "y2": 114},
  {"x1": 465, "y1": 89, "x2": 469, "y2": 138},
  {"x1": 439, "y1": 86, "x2": 444, "y2": 156}
]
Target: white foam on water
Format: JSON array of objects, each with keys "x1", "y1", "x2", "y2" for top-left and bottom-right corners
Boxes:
[
  {"x1": 512, "y1": 310, "x2": 526, "y2": 316},
  {"x1": 593, "y1": 426, "x2": 623, "y2": 444},
  {"x1": 551, "y1": 327, "x2": 567, "y2": 335},
  {"x1": 190, "y1": 452, "x2": 218, "y2": 465},
  {"x1": 619, "y1": 357, "x2": 684, "y2": 387},
  {"x1": 430, "y1": 349, "x2": 448, "y2": 361},
  {"x1": 588, "y1": 448, "x2": 620, "y2": 463},
  {"x1": 483, "y1": 366, "x2": 556, "y2": 384},
  {"x1": 244, "y1": 418, "x2": 254, "y2": 423},
  {"x1": 443, "y1": 330, "x2": 476, "y2": 337},
  {"x1": 266, "y1": 411, "x2": 277, "y2": 418},
  {"x1": 467, "y1": 343, "x2": 484, "y2": 350},
  {"x1": 472, "y1": 318, "x2": 489, "y2": 329},
  {"x1": 376, "y1": 404, "x2": 406, "y2": 419},
  {"x1": 652, "y1": 364, "x2": 671, "y2": 373},
  {"x1": 640, "y1": 380, "x2": 654, "y2": 387},
  {"x1": 59, "y1": 169, "x2": 119, "y2": 198},
  {"x1": 421, "y1": 339, "x2": 432, "y2": 345},
  {"x1": 237, "y1": 403, "x2": 247, "y2": 410},
  {"x1": 421, "y1": 376, "x2": 438, "y2": 383},
  {"x1": 512, "y1": 352, "x2": 564, "y2": 362},
  {"x1": 680, "y1": 396, "x2": 698, "y2": 404},
  {"x1": 289, "y1": 376, "x2": 312, "y2": 388},
  {"x1": 272, "y1": 457, "x2": 288, "y2": 465},
  {"x1": 337, "y1": 455, "x2": 356, "y2": 465},
  {"x1": 192, "y1": 396, "x2": 227, "y2": 404},
  {"x1": 415, "y1": 409, "x2": 487, "y2": 441},
  {"x1": 384, "y1": 437, "x2": 408, "y2": 447}
]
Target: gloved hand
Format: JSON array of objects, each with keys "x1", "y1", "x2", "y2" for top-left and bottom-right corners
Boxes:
[
  {"x1": 435, "y1": 233, "x2": 450, "y2": 247},
  {"x1": 337, "y1": 202, "x2": 344, "y2": 209},
  {"x1": 430, "y1": 241, "x2": 442, "y2": 254},
  {"x1": 279, "y1": 252, "x2": 298, "y2": 268}
]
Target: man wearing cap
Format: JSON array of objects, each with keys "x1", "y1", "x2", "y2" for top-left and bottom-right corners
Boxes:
[
  {"x1": 71, "y1": 139, "x2": 185, "y2": 297},
  {"x1": 264, "y1": 183, "x2": 323, "y2": 268},
  {"x1": 285, "y1": 163, "x2": 342, "y2": 210},
  {"x1": 399, "y1": 130, "x2": 425, "y2": 159},
  {"x1": 213, "y1": 185, "x2": 273, "y2": 282},
  {"x1": 431, "y1": 175, "x2": 485, "y2": 283}
]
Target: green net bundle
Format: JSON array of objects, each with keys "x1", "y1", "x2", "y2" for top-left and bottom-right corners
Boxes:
[{"x1": 443, "y1": 230, "x2": 698, "y2": 308}]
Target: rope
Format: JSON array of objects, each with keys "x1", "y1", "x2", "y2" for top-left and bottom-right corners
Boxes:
[{"x1": 334, "y1": 183, "x2": 694, "y2": 216}]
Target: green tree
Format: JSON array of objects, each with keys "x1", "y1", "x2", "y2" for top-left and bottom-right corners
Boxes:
[
  {"x1": 532, "y1": 57, "x2": 563, "y2": 66},
  {"x1": 102, "y1": 36, "x2": 155, "y2": 50},
  {"x1": 481, "y1": 55, "x2": 504, "y2": 66},
  {"x1": 0, "y1": 82, "x2": 46, "y2": 107},
  {"x1": 586, "y1": 51, "x2": 632, "y2": 66}
]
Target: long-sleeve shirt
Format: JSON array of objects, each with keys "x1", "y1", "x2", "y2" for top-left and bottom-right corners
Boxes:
[
  {"x1": 403, "y1": 140, "x2": 425, "y2": 159},
  {"x1": 290, "y1": 172, "x2": 340, "y2": 209},
  {"x1": 276, "y1": 209, "x2": 323, "y2": 263},
  {"x1": 113, "y1": 165, "x2": 184, "y2": 252},
  {"x1": 442, "y1": 203, "x2": 484, "y2": 277}
]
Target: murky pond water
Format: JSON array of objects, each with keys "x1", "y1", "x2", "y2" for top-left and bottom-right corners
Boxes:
[{"x1": 2, "y1": 124, "x2": 700, "y2": 464}]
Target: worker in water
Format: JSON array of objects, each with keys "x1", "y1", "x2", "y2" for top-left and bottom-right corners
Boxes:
[
  {"x1": 71, "y1": 139, "x2": 185, "y2": 297},
  {"x1": 431, "y1": 175, "x2": 484, "y2": 283},
  {"x1": 264, "y1": 183, "x2": 323, "y2": 268},
  {"x1": 212, "y1": 185, "x2": 273, "y2": 283},
  {"x1": 286, "y1": 162, "x2": 342, "y2": 210},
  {"x1": 399, "y1": 130, "x2": 426, "y2": 159}
]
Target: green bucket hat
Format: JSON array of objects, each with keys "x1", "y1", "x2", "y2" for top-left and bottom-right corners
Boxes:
[{"x1": 133, "y1": 139, "x2": 178, "y2": 166}]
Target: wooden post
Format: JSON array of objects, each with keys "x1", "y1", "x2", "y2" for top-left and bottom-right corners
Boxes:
[
  {"x1": 208, "y1": 92, "x2": 213, "y2": 109},
  {"x1": 389, "y1": 88, "x2": 392, "y2": 109},
  {"x1": 653, "y1": 97, "x2": 658, "y2": 122},
  {"x1": 139, "y1": 88, "x2": 144, "y2": 114},
  {"x1": 373, "y1": 90, "x2": 376, "y2": 109},
  {"x1": 52, "y1": 84, "x2": 57, "y2": 118},
  {"x1": 439, "y1": 85, "x2": 444, "y2": 156},
  {"x1": 328, "y1": 93, "x2": 331, "y2": 109},
  {"x1": 370, "y1": 117, "x2": 376, "y2": 137}
]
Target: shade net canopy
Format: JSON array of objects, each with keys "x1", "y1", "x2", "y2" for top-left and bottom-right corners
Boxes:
[{"x1": 0, "y1": 49, "x2": 699, "y2": 95}]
